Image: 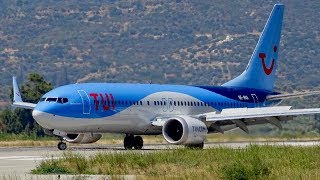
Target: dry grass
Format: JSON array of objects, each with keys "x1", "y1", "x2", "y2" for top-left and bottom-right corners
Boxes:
[
  {"x1": 0, "y1": 140, "x2": 57, "y2": 147},
  {"x1": 1, "y1": 133, "x2": 320, "y2": 147},
  {"x1": 32, "y1": 145, "x2": 320, "y2": 179}
]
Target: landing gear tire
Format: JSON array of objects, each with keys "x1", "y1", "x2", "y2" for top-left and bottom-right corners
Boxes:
[
  {"x1": 124, "y1": 135, "x2": 144, "y2": 150},
  {"x1": 185, "y1": 142, "x2": 204, "y2": 149},
  {"x1": 124, "y1": 135, "x2": 134, "y2": 150},
  {"x1": 134, "y1": 136, "x2": 143, "y2": 150},
  {"x1": 58, "y1": 142, "x2": 67, "y2": 150}
]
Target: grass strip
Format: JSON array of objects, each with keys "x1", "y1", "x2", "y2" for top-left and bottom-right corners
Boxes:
[
  {"x1": 32, "y1": 145, "x2": 320, "y2": 179},
  {"x1": 1, "y1": 133, "x2": 320, "y2": 147}
]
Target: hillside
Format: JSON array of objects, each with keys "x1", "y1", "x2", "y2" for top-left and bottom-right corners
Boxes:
[{"x1": 0, "y1": 0, "x2": 319, "y2": 109}]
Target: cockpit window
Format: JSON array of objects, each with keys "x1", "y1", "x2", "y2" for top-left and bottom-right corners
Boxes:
[
  {"x1": 57, "y1": 98, "x2": 63, "y2": 103},
  {"x1": 62, "y1": 98, "x2": 68, "y2": 103},
  {"x1": 46, "y1": 98, "x2": 57, "y2": 102},
  {"x1": 57, "y1": 98, "x2": 68, "y2": 104},
  {"x1": 57, "y1": 97, "x2": 69, "y2": 104},
  {"x1": 43, "y1": 97, "x2": 68, "y2": 104}
]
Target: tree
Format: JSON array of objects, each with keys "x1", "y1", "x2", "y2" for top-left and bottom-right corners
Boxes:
[
  {"x1": 6, "y1": 73, "x2": 53, "y2": 136},
  {"x1": 20, "y1": 73, "x2": 53, "y2": 135},
  {"x1": 20, "y1": 73, "x2": 53, "y2": 103},
  {"x1": 0, "y1": 109, "x2": 22, "y2": 134}
]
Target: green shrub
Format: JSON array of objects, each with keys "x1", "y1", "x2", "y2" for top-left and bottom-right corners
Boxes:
[
  {"x1": 221, "y1": 157, "x2": 270, "y2": 180},
  {"x1": 32, "y1": 158, "x2": 70, "y2": 174}
]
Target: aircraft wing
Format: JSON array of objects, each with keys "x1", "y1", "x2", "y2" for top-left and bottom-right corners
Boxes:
[
  {"x1": 152, "y1": 106, "x2": 320, "y2": 133},
  {"x1": 266, "y1": 91, "x2": 320, "y2": 100},
  {"x1": 12, "y1": 76, "x2": 36, "y2": 110},
  {"x1": 12, "y1": 102, "x2": 36, "y2": 110},
  {"x1": 197, "y1": 106, "x2": 320, "y2": 133}
]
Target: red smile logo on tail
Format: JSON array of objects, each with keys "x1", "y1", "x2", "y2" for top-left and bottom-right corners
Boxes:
[{"x1": 259, "y1": 45, "x2": 277, "y2": 75}]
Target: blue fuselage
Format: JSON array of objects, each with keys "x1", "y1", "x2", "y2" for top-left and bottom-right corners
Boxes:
[{"x1": 32, "y1": 83, "x2": 280, "y2": 134}]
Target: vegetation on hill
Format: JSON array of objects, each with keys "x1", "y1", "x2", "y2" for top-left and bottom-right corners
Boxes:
[
  {"x1": 0, "y1": 1, "x2": 319, "y2": 96},
  {"x1": 0, "y1": 1, "x2": 319, "y2": 135}
]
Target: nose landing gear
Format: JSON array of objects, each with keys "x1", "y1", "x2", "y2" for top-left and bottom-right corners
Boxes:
[
  {"x1": 57, "y1": 138, "x2": 67, "y2": 150},
  {"x1": 58, "y1": 142, "x2": 67, "y2": 150},
  {"x1": 124, "y1": 134, "x2": 144, "y2": 150}
]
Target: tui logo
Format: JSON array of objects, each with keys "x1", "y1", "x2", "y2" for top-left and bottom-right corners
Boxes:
[{"x1": 259, "y1": 45, "x2": 277, "y2": 75}]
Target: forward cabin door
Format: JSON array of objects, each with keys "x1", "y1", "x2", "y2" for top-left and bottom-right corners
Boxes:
[{"x1": 77, "y1": 90, "x2": 91, "y2": 114}]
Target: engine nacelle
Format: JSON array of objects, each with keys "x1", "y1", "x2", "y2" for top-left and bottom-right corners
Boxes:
[
  {"x1": 162, "y1": 116, "x2": 208, "y2": 145},
  {"x1": 64, "y1": 133, "x2": 102, "y2": 144}
]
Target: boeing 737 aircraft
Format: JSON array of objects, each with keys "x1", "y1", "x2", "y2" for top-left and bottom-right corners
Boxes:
[{"x1": 12, "y1": 4, "x2": 320, "y2": 150}]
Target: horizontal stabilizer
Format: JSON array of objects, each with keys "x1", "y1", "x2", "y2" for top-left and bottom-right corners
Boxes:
[{"x1": 266, "y1": 90, "x2": 320, "y2": 100}]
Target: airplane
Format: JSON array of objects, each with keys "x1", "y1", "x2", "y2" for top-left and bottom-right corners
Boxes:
[{"x1": 12, "y1": 4, "x2": 320, "y2": 150}]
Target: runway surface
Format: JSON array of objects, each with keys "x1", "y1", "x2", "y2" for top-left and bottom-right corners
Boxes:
[{"x1": 0, "y1": 141, "x2": 320, "y2": 178}]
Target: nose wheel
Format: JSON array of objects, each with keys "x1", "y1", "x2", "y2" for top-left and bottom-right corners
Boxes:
[
  {"x1": 124, "y1": 134, "x2": 143, "y2": 150},
  {"x1": 58, "y1": 142, "x2": 67, "y2": 150},
  {"x1": 57, "y1": 137, "x2": 67, "y2": 150}
]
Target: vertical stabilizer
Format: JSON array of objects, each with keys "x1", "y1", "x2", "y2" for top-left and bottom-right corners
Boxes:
[{"x1": 223, "y1": 4, "x2": 284, "y2": 91}]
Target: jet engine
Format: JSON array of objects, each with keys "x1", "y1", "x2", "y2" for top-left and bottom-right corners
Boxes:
[
  {"x1": 63, "y1": 133, "x2": 102, "y2": 144},
  {"x1": 162, "y1": 116, "x2": 208, "y2": 145}
]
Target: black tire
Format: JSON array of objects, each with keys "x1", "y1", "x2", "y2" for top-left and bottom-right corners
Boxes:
[
  {"x1": 133, "y1": 136, "x2": 143, "y2": 150},
  {"x1": 58, "y1": 142, "x2": 67, "y2": 150},
  {"x1": 124, "y1": 136, "x2": 134, "y2": 150},
  {"x1": 185, "y1": 142, "x2": 204, "y2": 149}
]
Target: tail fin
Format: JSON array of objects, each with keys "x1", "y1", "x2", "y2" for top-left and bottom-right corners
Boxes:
[{"x1": 223, "y1": 4, "x2": 284, "y2": 91}]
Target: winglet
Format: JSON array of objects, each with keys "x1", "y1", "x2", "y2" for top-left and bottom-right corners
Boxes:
[
  {"x1": 13, "y1": 76, "x2": 23, "y2": 102},
  {"x1": 12, "y1": 76, "x2": 37, "y2": 110}
]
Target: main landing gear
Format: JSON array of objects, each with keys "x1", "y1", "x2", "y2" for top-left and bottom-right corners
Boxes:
[
  {"x1": 124, "y1": 134, "x2": 144, "y2": 150},
  {"x1": 185, "y1": 142, "x2": 204, "y2": 149},
  {"x1": 57, "y1": 138, "x2": 67, "y2": 150}
]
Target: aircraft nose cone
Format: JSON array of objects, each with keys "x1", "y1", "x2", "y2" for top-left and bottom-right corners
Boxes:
[
  {"x1": 32, "y1": 109, "x2": 52, "y2": 129},
  {"x1": 32, "y1": 109, "x2": 43, "y2": 120}
]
